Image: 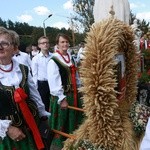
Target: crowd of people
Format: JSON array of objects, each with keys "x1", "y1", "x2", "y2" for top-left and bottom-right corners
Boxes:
[
  {"x1": 0, "y1": 26, "x2": 84, "y2": 150},
  {"x1": 1, "y1": 21, "x2": 150, "y2": 150}
]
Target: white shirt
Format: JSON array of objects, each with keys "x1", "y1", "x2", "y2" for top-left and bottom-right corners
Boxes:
[
  {"x1": 47, "y1": 52, "x2": 81, "y2": 104},
  {"x1": 0, "y1": 59, "x2": 50, "y2": 139},
  {"x1": 140, "y1": 117, "x2": 150, "y2": 150},
  {"x1": 31, "y1": 51, "x2": 52, "y2": 88},
  {"x1": 30, "y1": 50, "x2": 40, "y2": 58},
  {"x1": 76, "y1": 47, "x2": 85, "y2": 63},
  {"x1": 13, "y1": 51, "x2": 31, "y2": 70}
]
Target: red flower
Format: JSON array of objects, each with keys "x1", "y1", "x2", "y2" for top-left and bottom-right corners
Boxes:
[
  {"x1": 147, "y1": 69, "x2": 150, "y2": 75},
  {"x1": 138, "y1": 72, "x2": 142, "y2": 78}
]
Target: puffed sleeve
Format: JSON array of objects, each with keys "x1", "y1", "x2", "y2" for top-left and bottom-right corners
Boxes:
[
  {"x1": 31, "y1": 56, "x2": 38, "y2": 89},
  {"x1": 0, "y1": 120, "x2": 11, "y2": 139},
  {"x1": 47, "y1": 59, "x2": 66, "y2": 104},
  {"x1": 27, "y1": 70, "x2": 50, "y2": 117}
]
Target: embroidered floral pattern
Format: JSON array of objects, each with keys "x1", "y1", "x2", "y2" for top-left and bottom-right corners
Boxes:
[{"x1": 69, "y1": 139, "x2": 107, "y2": 150}]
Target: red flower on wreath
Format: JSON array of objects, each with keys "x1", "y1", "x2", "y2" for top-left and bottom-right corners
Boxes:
[
  {"x1": 138, "y1": 72, "x2": 142, "y2": 78},
  {"x1": 147, "y1": 69, "x2": 150, "y2": 75}
]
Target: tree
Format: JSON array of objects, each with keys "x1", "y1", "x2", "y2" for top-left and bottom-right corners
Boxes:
[
  {"x1": 130, "y1": 11, "x2": 149, "y2": 35},
  {"x1": 139, "y1": 19, "x2": 149, "y2": 35},
  {"x1": 72, "y1": 0, "x2": 94, "y2": 32},
  {"x1": 130, "y1": 11, "x2": 136, "y2": 25},
  {"x1": 7, "y1": 20, "x2": 15, "y2": 29},
  {"x1": 0, "y1": 17, "x2": 86, "y2": 50},
  {"x1": 0, "y1": 17, "x2": 7, "y2": 28}
]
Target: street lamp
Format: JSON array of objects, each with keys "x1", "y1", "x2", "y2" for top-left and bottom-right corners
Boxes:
[{"x1": 43, "y1": 14, "x2": 52, "y2": 36}]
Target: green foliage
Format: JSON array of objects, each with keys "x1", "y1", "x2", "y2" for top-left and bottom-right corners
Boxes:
[
  {"x1": 0, "y1": 17, "x2": 85, "y2": 51},
  {"x1": 72, "y1": 0, "x2": 94, "y2": 32},
  {"x1": 142, "y1": 49, "x2": 150, "y2": 57},
  {"x1": 139, "y1": 50, "x2": 150, "y2": 83},
  {"x1": 139, "y1": 19, "x2": 149, "y2": 35},
  {"x1": 130, "y1": 11, "x2": 149, "y2": 35},
  {"x1": 138, "y1": 71, "x2": 150, "y2": 84}
]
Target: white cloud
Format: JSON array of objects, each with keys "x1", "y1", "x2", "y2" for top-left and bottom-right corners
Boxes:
[
  {"x1": 17, "y1": 14, "x2": 33, "y2": 23},
  {"x1": 51, "y1": 22, "x2": 70, "y2": 29},
  {"x1": 34, "y1": 6, "x2": 51, "y2": 16},
  {"x1": 136, "y1": 12, "x2": 150, "y2": 22},
  {"x1": 130, "y1": 3, "x2": 138, "y2": 9},
  {"x1": 130, "y1": 2, "x2": 146, "y2": 10},
  {"x1": 63, "y1": 0, "x2": 73, "y2": 10}
]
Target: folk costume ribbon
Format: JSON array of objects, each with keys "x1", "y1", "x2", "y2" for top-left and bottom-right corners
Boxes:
[
  {"x1": 117, "y1": 77, "x2": 126, "y2": 101},
  {"x1": 70, "y1": 65, "x2": 78, "y2": 107},
  {"x1": 14, "y1": 88, "x2": 44, "y2": 150}
]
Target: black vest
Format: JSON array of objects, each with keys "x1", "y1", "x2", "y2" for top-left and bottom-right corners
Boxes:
[
  {"x1": 0, "y1": 64, "x2": 38, "y2": 127},
  {"x1": 51, "y1": 57, "x2": 73, "y2": 93}
]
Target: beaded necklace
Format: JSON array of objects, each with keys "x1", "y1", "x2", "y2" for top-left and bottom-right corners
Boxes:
[
  {"x1": 56, "y1": 50, "x2": 70, "y2": 63},
  {"x1": 0, "y1": 61, "x2": 13, "y2": 72}
]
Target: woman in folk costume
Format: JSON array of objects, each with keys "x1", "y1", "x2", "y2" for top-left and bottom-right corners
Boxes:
[
  {"x1": 47, "y1": 33, "x2": 83, "y2": 148},
  {"x1": 0, "y1": 27, "x2": 50, "y2": 150}
]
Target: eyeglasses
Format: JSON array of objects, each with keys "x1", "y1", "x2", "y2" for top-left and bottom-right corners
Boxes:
[
  {"x1": 0, "y1": 41, "x2": 12, "y2": 49},
  {"x1": 39, "y1": 42, "x2": 49, "y2": 45}
]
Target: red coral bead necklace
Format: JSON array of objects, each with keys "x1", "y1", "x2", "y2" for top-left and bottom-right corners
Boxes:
[
  {"x1": 0, "y1": 61, "x2": 13, "y2": 72},
  {"x1": 56, "y1": 50, "x2": 70, "y2": 63}
]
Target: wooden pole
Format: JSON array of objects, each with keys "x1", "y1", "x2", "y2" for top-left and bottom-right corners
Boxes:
[
  {"x1": 51, "y1": 106, "x2": 83, "y2": 139},
  {"x1": 52, "y1": 129, "x2": 76, "y2": 139},
  {"x1": 68, "y1": 105, "x2": 84, "y2": 112}
]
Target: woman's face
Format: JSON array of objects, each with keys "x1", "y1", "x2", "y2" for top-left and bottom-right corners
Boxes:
[
  {"x1": 0, "y1": 34, "x2": 16, "y2": 61},
  {"x1": 57, "y1": 36, "x2": 69, "y2": 52}
]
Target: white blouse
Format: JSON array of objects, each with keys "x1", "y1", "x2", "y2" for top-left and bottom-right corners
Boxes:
[
  {"x1": 0, "y1": 59, "x2": 50, "y2": 139},
  {"x1": 47, "y1": 52, "x2": 73, "y2": 104},
  {"x1": 13, "y1": 51, "x2": 31, "y2": 70}
]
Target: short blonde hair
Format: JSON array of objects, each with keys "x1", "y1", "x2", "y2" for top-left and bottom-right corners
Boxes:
[
  {"x1": 0, "y1": 26, "x2": 18, "y2": 46},
  {"x1": 38, "y1": 36, "x2": 49, "y2": 44},
  {"x1": 9, "y1": 30, "x2": 20, "y2": 46}
]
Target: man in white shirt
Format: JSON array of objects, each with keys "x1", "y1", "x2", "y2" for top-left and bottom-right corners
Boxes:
[
  {"x1": 9, "y1": 30, "x2": 32, "y2": 71},
  {"x1": 13, "y1": 49, "x2": 31, "y2": 70},
  {"x1": 29, "y1": 44, "x2": 40, "y2": 60},
  {"x1": 31, "y1": 36, "x2": 52, "y2": 112},
  {"x1": 76, "y1": 42, "x2": 85, "y2": 65}
]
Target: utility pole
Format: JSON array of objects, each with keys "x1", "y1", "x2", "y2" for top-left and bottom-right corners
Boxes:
[
  {"x1": 70, "y1": 18, "x2": 75, "y2": 47},
  {"x1": 43, "y1": 14, "x2": 52, "y2": 36}
]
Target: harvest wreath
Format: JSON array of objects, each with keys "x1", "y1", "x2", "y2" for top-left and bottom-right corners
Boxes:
[{"x1": 63, "y1": 18, "x2": 142, "y2": 150}]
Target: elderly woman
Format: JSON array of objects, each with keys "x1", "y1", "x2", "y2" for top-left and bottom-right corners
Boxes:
[{"x1": 0, "y1": 27, "x2": 50, "y2": 150}]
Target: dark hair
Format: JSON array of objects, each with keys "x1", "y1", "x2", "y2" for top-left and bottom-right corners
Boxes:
[
  {"x1": 55, "y1": 33, "x2": 70, "y2": 44},
  {"x1": 31, "y1": 43, "x2": 38, "y2": 47}
]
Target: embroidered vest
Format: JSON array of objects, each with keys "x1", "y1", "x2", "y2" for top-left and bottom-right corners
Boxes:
[
  {"x1": 51, "y1": 57, "x2": 73, "y2": 93},
  {"x1": 0, "y1": 64, "x2": 38, "y2": 127}
]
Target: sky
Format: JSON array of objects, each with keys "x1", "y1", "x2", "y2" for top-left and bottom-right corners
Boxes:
[{"x1": 0, "y1": 0, "x2": 150, "y2": 30}]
